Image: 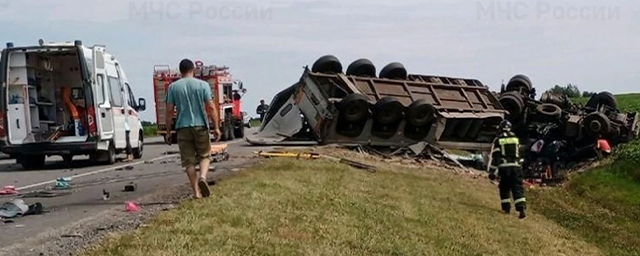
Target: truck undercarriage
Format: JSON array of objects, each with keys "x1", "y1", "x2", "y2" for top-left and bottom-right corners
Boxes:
[{"x1": 248, "y1": 55, "x2": 640, "y2": 182}]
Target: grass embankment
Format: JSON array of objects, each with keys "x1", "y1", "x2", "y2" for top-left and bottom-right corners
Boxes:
[
  {"x1": 83, "y1": 157, "x2": 605, "y2": 256},
  {"x1": 82, "y1": 94, "x2": 640, "y2": 256}
]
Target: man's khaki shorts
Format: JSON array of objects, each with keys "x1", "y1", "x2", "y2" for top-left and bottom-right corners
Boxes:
[{"x1": 177, "y1": 126, "x2": 211, "y2": 168}]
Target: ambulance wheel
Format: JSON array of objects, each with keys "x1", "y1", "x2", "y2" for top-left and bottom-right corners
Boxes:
[
  {"x1": 62, "y1": 154, "x2": 73, "y2": 166},
  {"x1": 100, "y1": 142, "x2": 116, "y2": 165},
  {"x1": 132, "y1": 131, "x2": 144, "y2": 159},
  {"x1": 20, "y1": 155, "x2": 45, "y2": 170}
]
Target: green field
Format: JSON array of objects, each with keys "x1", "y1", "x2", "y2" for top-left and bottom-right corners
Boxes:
[{"x1": 573, "y1": 93, "x2": 640, "y2": 113}]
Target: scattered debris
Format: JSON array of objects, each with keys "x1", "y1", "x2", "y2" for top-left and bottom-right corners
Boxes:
[
  {"x1": 19, "y1": 190, "x2": 72, "y2": 198},
  {"x1": 125, "y1": 202, "x2": 140, "y2": 212},
  {"x1": 102, "y1": 189, "x2": 110, "y2": 201},
  {"x1": 54, "y1": 177, "x2": 71, "y2": 189},
  {"x1": 0, "y1": 185, "x2": 18, "y2": 195},
  {"x1": 124, "y1": 182, "x2": 137, "y2": 192},
  {"x1": 255, "y1": 150, "x2": 377, "y2": 172},
  {"x1": 60, "y1": 233, "x2": 83, "y2": 238}
]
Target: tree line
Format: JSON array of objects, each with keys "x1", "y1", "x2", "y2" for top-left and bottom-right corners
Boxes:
[{"x1": 546, "y1": 84, "x2": 596, "y2": 98}]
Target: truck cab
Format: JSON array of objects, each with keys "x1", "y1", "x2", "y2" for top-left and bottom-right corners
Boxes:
[{"x1": 0, "y1": 39, "x2": 147, "y2": 170}]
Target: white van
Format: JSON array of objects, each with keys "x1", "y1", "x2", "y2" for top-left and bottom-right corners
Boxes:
[{"x1": 0, "y1": 39, "x2": 147, "y2": 170}]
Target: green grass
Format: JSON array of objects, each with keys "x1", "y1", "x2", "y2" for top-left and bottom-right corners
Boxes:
[
  {"x1": 249, "y1": 119, "x2": 261, "y2": 128},
  {"x1": 142, "y1": 125, "x2": 158, "y2": 138},
  {"x1": 81, "y1": 156, "x2": 608, "y2": 256},
  {"x1": 572, "y1": 93, "x2": 640, "y2": 113},
  {"x1": 81, "y1": 94, "x2": 640, "y2": 256}
]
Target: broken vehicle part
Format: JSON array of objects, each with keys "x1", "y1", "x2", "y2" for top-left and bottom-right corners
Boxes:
[{"x1": 247, "y1": 55, "x2": 508, "y2": 152}]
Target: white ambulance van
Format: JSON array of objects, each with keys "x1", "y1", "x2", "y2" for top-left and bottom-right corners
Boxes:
[{"x1": 0, "y1": 39, "x2": 147, "y2": 170}]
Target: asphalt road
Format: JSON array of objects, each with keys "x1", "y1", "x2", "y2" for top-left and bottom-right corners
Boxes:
[{"x1": 0, "y1": 128, "x2": 271, "y2": 251}]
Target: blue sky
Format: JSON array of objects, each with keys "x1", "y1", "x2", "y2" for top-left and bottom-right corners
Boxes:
[{"x1": 1, "y1": 0, "x2": 638, "y2": 122}]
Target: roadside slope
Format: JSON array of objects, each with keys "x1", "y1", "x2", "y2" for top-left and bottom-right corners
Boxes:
[{"x1": 81, "y1": 155, "x2": 605, "y2": 256}]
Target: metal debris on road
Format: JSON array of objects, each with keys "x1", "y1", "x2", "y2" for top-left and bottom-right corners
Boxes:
[
  {"x1": 255, "y1": 150, "x2": 377, "y2": 172},
  {"x1": 102, "y1": 189, "x2": 110, "y2": 201},
  {"x1": 124, "y1": 182, "x2": 137, "y2": 192}
]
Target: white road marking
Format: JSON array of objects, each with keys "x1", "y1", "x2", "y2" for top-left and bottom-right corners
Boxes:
[{"x1": 15, "y1": 139, "x2": 244, "y2": 191}]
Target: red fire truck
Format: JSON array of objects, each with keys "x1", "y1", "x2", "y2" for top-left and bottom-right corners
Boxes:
[{"x1": 153, "y1": 60, "x2": 246, "y2": 142}]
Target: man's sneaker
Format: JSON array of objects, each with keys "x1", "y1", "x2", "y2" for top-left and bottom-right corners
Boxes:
[
  {"x1": 197, "y1": 177, "x2": 211, "y2": 198},
  {"x1": 518, "y1": 210, "x2": 526, "y2": 219}
]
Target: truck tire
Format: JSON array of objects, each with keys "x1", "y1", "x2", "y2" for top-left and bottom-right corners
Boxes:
[
  {"x1": 406, "y1": 99, "x2": 435, "y2": 127},
  {"x1": 373, "y1": 97, "x2": 404, "y2": 125},
  {"x1": 586, "y1": 91, "x2": 617, "y2": 110},
  {"x1": 583, "y1": 112, "x2": 611, "y2": 136},
  {"x1": 506, "y1": 74, "x2": 532, "y2": 93},
  {"x1": 132, "y1": 131, "x2": 144, "y2": 159},
  {"x1": 346, "y1": 58, "x2": 376, "y2": 77},
  {"x1": 311, "y1": 55, "x2": 342, "y2": 74},
  {"x1": 379, "y1": 62, "x2": 407, "y2": 80},
  {"x1": 338, "y1": 94, "x2": 370, "y2": 123},
  {"x1": 234, "y1": 119, "x2": 245, "y2": 138},
  {"x1": 228, "y1": 121, "x2": 236, "y2": 141},
  {"x1": 536, "y1": 103, "x2": 562, "y2": 119},
  {"x1": 20, "y1": 155, "x2": 45, "y2": 170},
  {"x1": 499, "y1": 92, "x2": 525, "y2": 121}
]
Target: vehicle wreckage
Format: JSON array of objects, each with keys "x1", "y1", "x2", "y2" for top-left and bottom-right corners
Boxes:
[{"x1": 247, "y1": 55, "x2": 639, "y2": 181}]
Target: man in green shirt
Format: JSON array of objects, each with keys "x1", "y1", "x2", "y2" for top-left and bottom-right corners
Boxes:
[{"x1": 165, "y1": 59, "x2": 221, "y2": 199}]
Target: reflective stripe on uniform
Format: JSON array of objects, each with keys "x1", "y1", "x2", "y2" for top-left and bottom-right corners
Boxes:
[
  {"x1": 498, "y1": 163, "x2": 521, "y2": 168},
  {"x1": 514, "y1": 198, "x2": 526, "y2": 204},
  {"x1": 501, "y1": 199, "x2": 511, "y2": 203}
]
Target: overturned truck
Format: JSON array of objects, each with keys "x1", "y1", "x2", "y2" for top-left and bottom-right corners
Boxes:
[{"x1": 246, "y1": 55, "x2": 508, "y2": 152}]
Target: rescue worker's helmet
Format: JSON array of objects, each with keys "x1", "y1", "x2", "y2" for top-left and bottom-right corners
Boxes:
[{"x1": 499, "y1": 120, "x2": 512, "y2": 131}]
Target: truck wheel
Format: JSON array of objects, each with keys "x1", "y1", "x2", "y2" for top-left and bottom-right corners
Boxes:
[
  {"x1": 499, "y1": 92, "x2": 525, "y2": 121},
  {"x1": 234, "y1": 121, "x2": 245, "y2": 138},
  {"x1": 20, "y1": 155, "x2": 45, "y2": 170},
  {"x1": 338, "y1": 94, "x2": 370, "y2": 123},
  {"x1": 536, "y1": 103, "x2": 562, "y2": 119},
  {"x1": 132, "y1": 131, "x2": 144, "y2": 159},
  {"x1": 586, "y1": 91, "x2": 617, "y2": 110},
  {"x1": 583, "y1": 112, "x2": 611, "y2": 136},
  {"x1": 506, "y1": 74, "x2": 532, "y2": 93},
  {"x1": 228, "y1": 121, "x2": 236, "y2": 140},
  {"x1": 373, "y1": 97, "x2": 404, "y2": 125},
  {"x1": 311, "y1": 55, "x2": 342, "y2": 74},
  {"x1": 346, "y1": 58, "x2": 376, "y2": 77},
  {"x1": 379, "y1": 62, "x2": 407, "y2": 80},
  {"x1": 406, "y1": 99, "x2": 435, "y2": 127}
]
